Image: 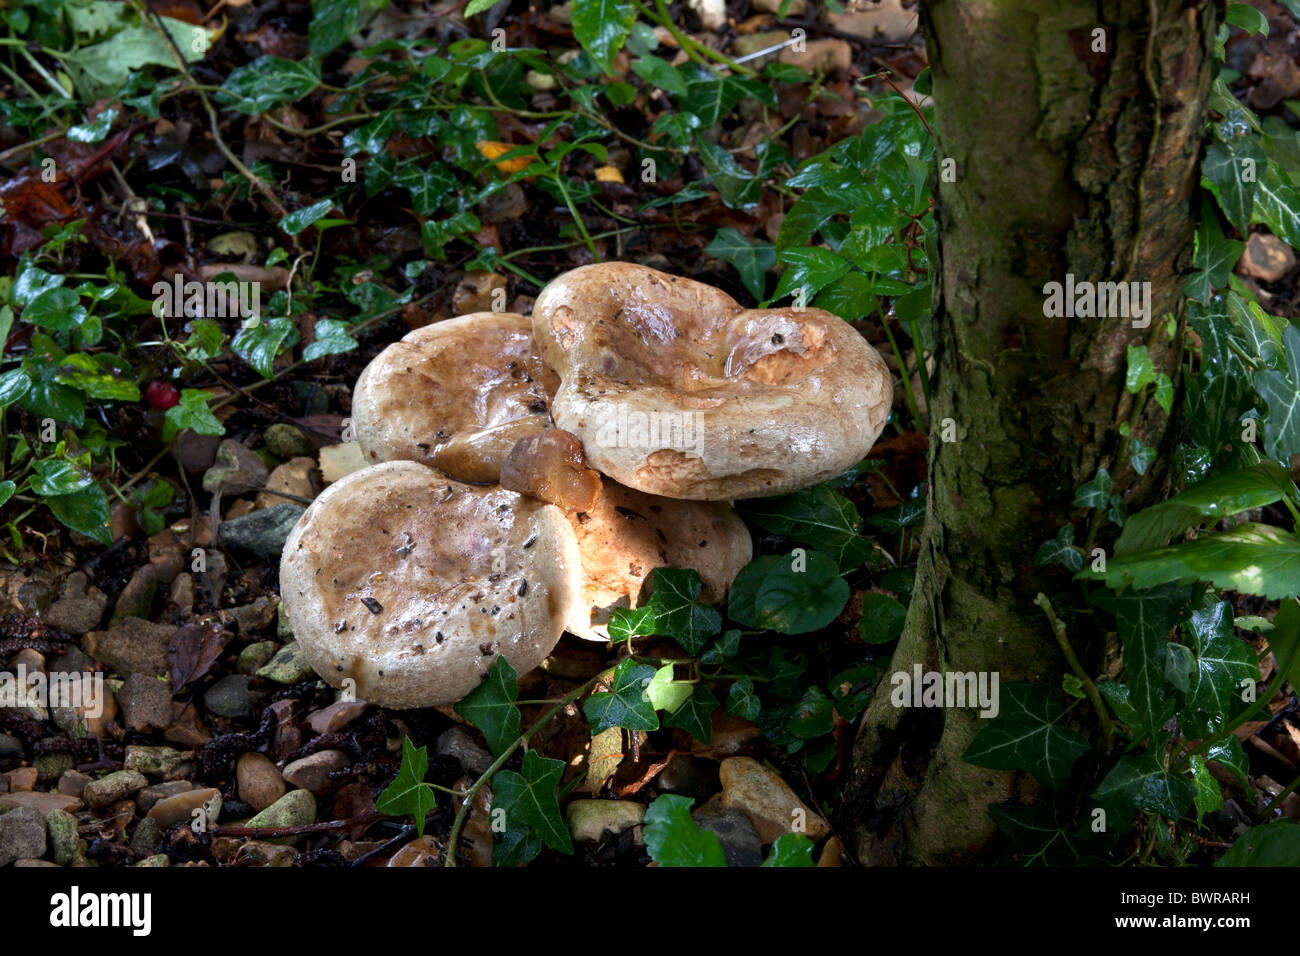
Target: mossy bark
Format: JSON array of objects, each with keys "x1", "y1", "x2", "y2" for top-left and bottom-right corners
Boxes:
[{"x1": 843, "y1": 0, "x2": 1216, "y2": 864}]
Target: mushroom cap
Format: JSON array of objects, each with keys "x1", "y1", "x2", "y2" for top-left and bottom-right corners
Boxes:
[
  {"x1": 352, "y1": 312, "x2": 557, "y2": 477},
  {"x1": 532, "y1": 262, "x2": 893, "y2": 499},
  {"x1": 279, "y1": 460, "x2": 582, "y2": 709},
  {"x1": 566, "y1": 481, "x2": 752, "y2": 641}
]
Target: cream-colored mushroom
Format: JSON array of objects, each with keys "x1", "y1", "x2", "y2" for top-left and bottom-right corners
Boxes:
[
  {"x1": 279, "y1": 460, "x2": 582, "y2": 708},
  {"x1": 531, "y1": 262, "x2": 893, "y2": 499}
]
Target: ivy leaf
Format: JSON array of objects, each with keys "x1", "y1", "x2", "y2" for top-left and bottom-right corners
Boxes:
[
  {"x1": 1218, "y1": 820, "x2": 1300, "y2": 866},
  {"x1": 662, "y1": 683, "x2": 718, "y2": 743},
  {"x1": 375, "y1": 737, "x2": 436, "y2": 836},
  {"x1": 1185, "y1": 599, "x2": 1257, "y2": 718},
  {"x1": 752, "y1": 550, "x2": 849, "y2": 634},
  {"x1": 584, "y1": 659, "x2": 659, "y2": 733},
  {"x1": 962, "y1": 683, "x2": 1090, "y2": 789},
  {"x1": 1092, "y1": 752, "x2": 1196, "y2": 820},
  {"x1": 1186, "y1": 297, "x2": 1251, "y2": 452},
  {"x1": 218, "y1": 56, "x2": 320, "y2": 115},
  {"x1": 1252, "y1": 324, "x2": 1300, "y2": 462},
  {"x1": 571, "y1": 0, "x2": 636, "y2": 72},
  {"x1": 1126, "y1": 344, "x2": 1157, "y2": 393},
  {"x1": 232, "y1": 317, "x2": 297, "y2": 379},
  {"x1": 1206, "y1": 735, "x2": 1251, "y2": 790},
  {"x1": 643, "y1": 794, "x2": 726, "y2": 867},
  {"x1": 859, "y1": 592, "x2": 907, "y2": 644},
  {"x1": 455, "y1": 656, "x2": 521, "y2": 757},
  {"x1": 787, "y1": 685, "x2": 835, "y2": 740},
  {"x1": 31, "y1": 458, "x2": 93, "y2": 496},
  {"x1": 606, "y1": 605, "x2": 656, "y2": 643},
  {"x1": 278, "y1": 200, "x2": 334, "y2": 236},
  {"x1": 1073, "y1": 468, "x2": 1113, "y2": 509},
  {"x1": 739, "y1": 483, "x2": 873, "y2": 570},
  {"x1": 1090, "y1": 585, "x2": 1190, "y2": 739},
  {"x1": 704, "y1": 227, "x2": 774, "y2": 301},
  {"x1": 644, "y1": 664, "x2": 693, "y2": 714},
  {"x1": 1164, "y1": 642, "x2": 1195, "y2": 693},
  {"x1": 45, "y1": 482, "x2": 111, "y2": 546},
  {"x1": 643, "y1": 568, "x2": 722, "y2": 654},
  {"x1": 696, "y1": 136, "x2": 760, "y2": 210},
  {"x1": 491, "y1": 750, "x2": 571, "y2": 854},
  {"x1": 1253, "y1": 162, "x2": 1300, "y2": 249},
  {"x1": 1202, "y1": 140, "x2": 1263, "y2": 233},
  {"x1": 1035, "y1": 524, "x2": 1085, "y2": 572},
  {"x1": 302, "y1": 318, "x2": 359, "y2": 362},
  {"x1": 1190, "y1": 755, "x2": 1224, "y2": 820},
  {"x1": 772, "y1": 247, "x2": 852, "y2": 305},
  {"x1": 163, "y1": 389, "x2": 225, "y2": 443},
  {"x1": 988, "y1": 802, "x2": 1093, "y2": 867},
  {"x1": 699, "y1": 629, "x2": 741, "y2": 666},
  {"x1": 726, "y1": 676, "x2": 761, "y2": 721},
  {"x1": 762, "y1": 833, "x2": 815, "y2": 867},
  {"x1": 1183, "y1": 213, "x2": 1244, "y2": 303}
]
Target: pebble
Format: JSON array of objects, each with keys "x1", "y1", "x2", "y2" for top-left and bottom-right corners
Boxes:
[
  {"x1": 708, "y1": 714, "x2": 763, "y2": 754},
  {"x1": 204, "y1": 674, "x2": 255, "y2": 718},
  {"x1": 478, "y1": 182, "x2": 527, "y2": 223},
  {"x1": 282, "y1": 750, "x2": 350, "y2": 795},
  {"x1": 129, "y1": 816, "x2": 163, "y2": 855},
  {"x1": 693, "y1": 808, "x2": 764, "y2": 867},
  {"x1": 46, "y1": 808, "x2": 81, "y2": 864},
  {"x1": 124, "y1": 745, "x2": 190, "y2": 778},
  {"x1": 566, "y1": 800, "x2": 645, "y2": 844},
  {"x1": 110, "y1": 565, "x2": 160, "y2": 624},
  {"x1": 137, "y1": 781, "x2": 195, "y2": 814},
  {"x1": 435, "y1": 726, "x2": 493, "y2": 778},
  {"x1": 732, "y1": 30, "x2": 788, "y2": 63},
  {"x1": 237, "y1": 753, "x2": 286, "y2": 811},
  {"x1": 655, "y1": 754, "x2": 720, "y2": 799},
  {"x1": 165, "y1": 702, "x2": 212, "y2": 748},
  {"x1": 779, "y1": 38, "x2": 852, "y2": 73},
  {"x1": 237, "y1": 641, "x2": 277, "y2": 675},
  {"x1": 83, "y1": 617, "x2": 174, "y2": 678},
  {"x1": 0, "y1": 734, "x2": 22, "y2": 759},
  {"x1": 0, "y1": 806, "x2": 47, "y2": 866},
  {"x1": 318, "y1": 442, "x2": 366, "y2": 483},
  {"x1": 229, "y1": 596, "x2": 281, "y2": 637},
  {"x1": 245, "y1": 789, "x2": 316, "y2": 842},
  {"x1": 35, "y1": 752, "x2": 74, "y2": 784},
  {"x1": 203, "y1": 438, "x2": 269, "y2": 496},
  {"x1": 147, "y1": 788, "x2": 220, "y2": 829},
  {"x1": 43, "y1": 571, "x2": 108, "y2": 634},
  {"x1": 0, "y1": 791, "x2": 83, "y2": 815},
  {"x1": 827, "y1": 0, "x2": 917, "y2": 43},
  {"x1": 255, "y1": 457, "x2": 317, "y2": 510},
  {"x1": 818, "y1": 834, "x2": 844, "y2": 866},
  {"x1": 10, "y1": 647, "x2": 44, "y2": 674},
  {"x1": 387, "y1": 834, "x2": 443, "y2": 866},
  {"x1": 119, "y1": 673, "x2": 174, "y2": 732},
  {"x1": 172, "y1": 430, "x2": 221, "y2": 473},
  {"x1": 237, "y1": 840, "x2": 297, "y2": 866},
  {"x1": 5, "y1": 767, "x2": 37, "y2": 792},
  {"x1": 51, "y1": 684, "x2": 117, "y2": 739},
  {"x1": 308, "y1": 700, "x2": 369, "y2": 735},
  {"x1": 134, "y1": 854, "x2": 170, "y2": 867},
  {"x1": 451, "y1": 271, "x2": 507, "y2": 315},
  {"x1": 84, "y1": 770, "x2": 148, "y2": 809},
  {"x1": 752, "y1": 0, "x2": 804, "y2": 13},
  {"x1": 256, "y1": 642, "x2": 315, "y2": 684},
  {"x1": 147, "y1": 537, "x2": 185, "y2": 584},
  {"x1": 264, "y1": 423, "x2": 313, "y2": 459},
  {"x1": 685, "y1": 0, "x2": 725, "y2": 30},
  {"x1": 168, "y1": 573, "x2": 194, "y2": 615},
  {"x1": 718, "y1": 757, "x2": 830, "y2": 844},
  {"x1": 217, "y1": 503, "x2": 306, "y2": 562},
  {"x1": 58, "y1": 770, "x2": 90, "y2": 798},
  {"x1": 1241, "y1": 232, "x2": 1296, "y2": 283}
]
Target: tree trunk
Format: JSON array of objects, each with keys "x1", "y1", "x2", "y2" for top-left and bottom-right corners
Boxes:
[{"x1": 843, "y1": 0, "x2": 1217, "y2": 864}]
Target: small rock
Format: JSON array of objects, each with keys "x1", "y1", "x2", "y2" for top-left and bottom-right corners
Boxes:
[
  {"x1": 165, "y1": 702, "x2": 212, "y2": 748},
  {"x1": 245, "y1": 789, "x2": 316, "y2": 842},
  {"x1": 779, "y1": 38, "x2": 852, "y2": 73},
  {"x1": 83, "y1": 617, "x2": 174, "y2": 678},
  {"x1": 656, "y1": 754, "x2": 720, "y2": 799},
  {"x1": 124, "y1": 746, "x2": 189, "y2": 778},
  {"x1": 46, "y1": 808, "x2": 81, "y2": 865},
  {"x1": 693, "y1": 808, "x2": 764, "y2": 867},
  {"x1": 436, "y1": 726, "x2": 493, "y2": 778},
  {"x1": 685, "y1": 0, "x2": 725, "y2": 30},
  {"x1": 172, "y1": 430, "x2": 221, "y2": 473},
  {"x1": 9, "y1": 647, "x2": 44, "y2": 675},
  {"x1": 708, "y1": 714, "x2": 762, "y2": 754},
  {"x1": 282, "y1": 749, "x2": 350, "y2": 795},
  {"x1": 129, "y1": 816, "x2": 163, "y2": 855},
  {"x1": 818, "y1": 834, "x2": 845, "y2": 866},
  {"x1": 57, "y1": 770, "x2": 90, "y2": 797},
  {"x1": 256, "y1": 642, "x2": 315, "y2": 684},
  {"x1": 147, "y1": 787, "x2": 220, "y2": 828},
  {"x1": 255, "y1": 457, "x2": 317, "y2": 510},
  {"x1": 0, "y1": 791, "x2": 83, "y2": 815},
  {"x1": 567, "y1": 799, "x2": 645, "y2": 843},
  {"x1": 827, "y1": 0, "x2": 917, "y2": 44},
  {"x1": 264, "y1": 423, "x2": 313, "y2": 459},
  {"x1": 732, "y1": 31, "x2": 789, "y2": 63},
  {"x1": 34, "y1": 752, "x2": 74, "y2": 785},
  {"x1": 133, "y1": 853, "x2": 170, "y2": 867},
  {"x1": 217, "y1": 503, "x2": 305, "y2": 562},
  {"x1": 0, "y1": 734, "x2": 22, "y2": 759},
  {"x1": 5, "y1": 767, "x2": 37, "y2": 792},
  {"x1": 478, "y1": 182, "x2": 528, "y2": 224},
  {"x1": 229, "y1": 596, "x2": 281, "y2": 636},
  {"x1": 237, "y1": 641, "x2": 277, "y2": 675},
  {"x1": 752, "y1": 0, "x2": 805, "y2": 14},
  {"x1": 119, "y1": 673, "x2": 174, "y2": 733},
  {"x1": 51, "y1": 684, "x2": 117, "y2": 740},
  {"x1": 319, "y1": 442, "x2": 367, "y2": 483},
  {"x1": 43, "y1": 571, "x2": 108, "y2": 634},
  {"x1": 718, "y1": 756, "x2": 830, "y2": 844},
  {"x1": 451, "y1": 270, "x2": 507, "y2": 314},
  {"x1": 110, "y1": 564, "x2": 160, "y2": 624},
  {"x1": 387, "y1": 834, "x2": 443, "y2": 866},
  {"x1": 1240, "y1": 232, "x2": 1296, "y2": 283},
  {"x1": 237, "y1": 753, "x2": 286, "y2": 811},
  {"x1": 277, "y1": 601, "x2": 293, "y2": 640},
  {"x1": 84, "y1": 770, "x2": 148, "y2": 809},
  {"x1": 0, "y1": 806, "x2": 46, "y2": 866},
  {"x1": 204, "y1": 674, "x2": 255, "y2": 718},
  {"x1": 168, "y1": 573, "x2": 194, "y2": 615},
  {"x1": 147, "y1": 538, "x2": 185, "y2": 584},
  {"x1": 137, "y1": 781, "x2": 195, "y2": 814},
  {"x1": 237, "y1": 840, "x2": 297, "y2": 866},
  {"x1": 308, "y1": 700, "x2": 369, "y2": 735},
  {"x1": 203, "y1": 439, "x2": 269, "y2": 496}
]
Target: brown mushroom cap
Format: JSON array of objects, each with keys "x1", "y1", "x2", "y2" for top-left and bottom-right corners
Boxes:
[
  {"x1": 565, "y1": 481, "x2": 752, "y2": 641},
  {"x1": 352, "y1": 312, "x2": 558, "y2": 481},
  {"x1": 279, "y1": 460, "x2": 581, "y2": 708},
  {"x1": 531, "y1": 262, "x2": 893, "y2": 499}
]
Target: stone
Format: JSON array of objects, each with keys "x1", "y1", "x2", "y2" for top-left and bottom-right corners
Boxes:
[
  {"x1": 147, "y1": 788, "x2": 220, "y2": 828},
  {"x1": 263, "y1": 423, "x2": 313, "y2": 459},
  {"x1": 818, "y1": 834, "x2": 844, "y2": 866},
  {"x1": 1240, "y1": 232, "x2": 1296, "y2": 283},
  {"x1": 827, "y1": 0, "x2": 917, "y2": 44},
  {"x1": 277, "y1": 601, "x2": 293, "y2": 640},
  {"x1": 478, "y1": 182, "x2": 527, "y2": 223},
  {"x1": 282, "y1": 749, "x2": 350, "y2": 795},
  {"x1": 693, "y1": 808, "x2": 764, "y2": 867},
  {"x1": 685, "y1": 0, "x2": 724, "y2": 30},
  {"x1": 10, "y1": 647, "x2": 44, "y2": 674},
  {"x1": 110, "y1": 565, "x2": 160, "y2": 624},
  {"x1": 318, "y1": 442, "x2": 367, "y2": 483},
  {"x1": 34, "y1": 752, "x2": 74, "y2": 785},
  {"x1": 0, "y1": 734, "x2": 22, "y2": 759},
  {"x1": 718, "y1": 757, "x2": 830, "y2": 844},
  {"x1": 229, "y1": 596, "x2": 280, "y2": 636},
  {"x1": 237, "y1": 753, "x2": 286, "y2": 811},
  {"x1": 256, "y1": 642, "x2": 314, "y2": 684},
  {"x1": 708, "y1": 714, "x2": 762, "y2": 754},
  {"x1": 58, "y1": 770, "x2": 90, "y2": 798},
  {"x1": 451, "y1": 271, "x2": 507, "y2": 315},
  {"x1": 137, "y1": 781, "x2": 195, "y2": 814},
  {"x1": 83, "y1": 617, "x2": 174, "y2": 678},
  {"x1": 308, "y1": 700, "x2": 369, "y2": 735},
  {"x1": 732, "y1": 31, "x2": 789, "y2": 63},
  {"x1": 168, "y1": 573, "x2": 194, "y2": 614},
  {"x1": 84, "y1": 770, "x2": 148, "y2": 809},
  {"x1": 435, "y1": 726, "x2": 493, "y2": 778},
  {"x1": 237, "y1": 840, "x2": 297, "y2": 866},
  {"x1": 217, "y1": 503, "x2": 305, "y2": 562},
  {"x1": 567, "y1": 799, "x2": 645, "y2": 843},
  {"x1": 130, "y1": 816, "x2": 163, "y2": 855},
  {"x1": 245, "y1": 789, "x2": 316, "y2": 841},
  {"x1": 5, "y1": 767, "x2": 37, "y2": 792},
  {"x1": 165, "y1": 702, "x2": 212, "y2": 748},
  {"x1": 119, "y1": 673, "x2": 174, "y2": 732},
  {"x1": 124, "y1": 746, "x2": 190, "y2": 778},
  {"x1": 173, "y1": 430, "x2": 221, "y2": 473},
  {"x1": 134, "y1": 853, "x2": 170, "y2": 867},
  {"x1": 0, "y1": 791, "x2": 82, "y2": 814},
  {"x1": 779, "y1": 38, "x2": 852, "y2": 73},
  {"x1": 387, "y1": 834, "x2": 443, "y2": 866},
  {"x1": 655, "y1": 754, "x2": 720, "y2": 799},
  {"x1": 238, "y1": 641, "x2": 277, "y2": 675},
  {"x1": 47, "y1": 808, "x2": 81, "y2": 864},
  {"x1": 0, "y1": 806, "x2": 46, "y2": 866},
  {"x1": 43, "y1": 571, "x2": 107, "y2": 634},
  {"x1": 255, "y1": 457, "x2": 317, "y2": 510},
  {"x1": 147, "y1": 538, "x2": 185, "y2": 584},
  {"x1": 752, "y1": 0, "x2": 804, "y2": 14},
  {"x1": 51, "y1": 684, "x2": 116, "y2": 739},
  {"x1": 204, "y1": 674, "x2": 255, "y2": 718},
  {"x1": 203, "y1": 438, "x2": 269, "y2": 496}
]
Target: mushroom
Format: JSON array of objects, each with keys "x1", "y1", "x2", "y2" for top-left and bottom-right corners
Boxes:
[
  {"x1": 351, "y1": 312, "x2": 557, "y2": 483},
  {"x1": 531, "y1": 262, "x2": 893, "y2": 499},
  {"x1": 279, "y1": 460, "x2": 582, "y2": 708}
]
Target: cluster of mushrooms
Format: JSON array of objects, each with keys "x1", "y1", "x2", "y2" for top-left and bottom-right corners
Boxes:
[{"x1": 279, "y1": 262, "x2": 892, "y2": 709}]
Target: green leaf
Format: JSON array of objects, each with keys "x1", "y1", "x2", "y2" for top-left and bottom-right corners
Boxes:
[
  {"x1": 988, "y1": 802, "x2": 1093, "y2": 866},
  {"x1": 375, "y1": 737, "x2": 436, "y2": 836},
  {"x1": 1035, "y1": 524, "x2": 1085, "y2": 572},
  {"x1": 45, "y1": 482, "x2": 111, "y2": 546},
  {"x1": 773, "y1": 248, "x2": 851, "y2": 305},
  {"x1": 309, "y1": 0, "x2": 385, "y2": 57},
  {"x1": 218, "y1": 56, "x2": 320, "y2": 115},
  {"x1": 0, "y1": 481, "x2": 14, "y2": 508},
  {"x1": 0, "y1": 369, "x2": 30, "y2": 408},
  {"x1": 464, "y1": 0, "x2": 497, "y2": 15},
  {"x1": 662, "y1": 683, "x2": 718, "y2": 743},
  {"x1": 492, "y1": 749, "x2": 572, "y2": 854},
  {"x1": 31, "y1": 458, "x2": 93, "y2": 496},
  {"x1": 571, "y1": 0, "x2": 636, "y2": 71},
  {"x1": 739, "y1": 483, "x2": 873, "y2": 571},
  {"x1": 704, "y1": 227, "x2": 774, "y2": 301},
  {"x1": 1073, "y1": 468, "x2": 1113, "y2": 509},
  {"x1": 1092, "y1": 752, "x2": 1196, "y2": 820},
  {"x1": 696, "y1": 136, "x2": 760, "y2": 210},
  {"x1": 1185, "y1": 599, "x2": 1257, "y2": 718},
  {"x1": 787, "y1": 685, "x2": 834, "y2": 739},
  {"x1": 643, "y1": 794, "x2": 727, "y2": 867},
  {"x1": 1253, "y1": 163, "x2": 1300, "y2": 249},
  {"x1": 726, "y1": 555, "x2": 780, "y2": 628},
  {"x1": 752, "y1": 550, "x2": 850, "y2": 634},
  {"x1": 1183, "y1": 214, "x2": 1244, "y2": 303},
  {"x1": 644, "y1": 664, "x2": 693, "y2": 714},
  {"x1": 1125, "y1": 344, "x2": 1157, "y2": 393},
  {"x1": 631, "y1": 53, "x2": 688, "y2": 97},
  {"x1": 455, "y1": 656, "x2": 521, "y2": 757},
  {"x1": 1226, "y1": 2, "x2": 1269, "y2": 36},
  {"x1": 1206, "y1": 735, "x2": 1250, "y2": 789},
  {"x1": 232, "y1": 317, "x2": 297, "y2": 379},
  {"x1": 1253, "y1": 324, "x2": 1300, "y2": 462},
  {"x1": 22, "y1": 288, "x2": 87, "y2": 333},
  {"x1": 279, "y1": 200, "x2": 335, "y2": 236},
  {"x1": 302, "y1": 318, "x2": 360, "y2": 362},
  {"x1": 606, "y1": 605, "x2": 656, "y2": 643},
  {"x1": 1189, "y1": 755, "x2": 1224, "y2": 820},
  {"x1": 1164, "y1": 641, "x2": 1195, "y2": 693},
  {"x1": 962, "y1": 683, "x2": 1091, "y2": 789},
  {"x1": 858, "y1": 591, "x2": 907, "y2": 644},
  {"x1": 1217, "y1": 820, "x2": 1300, "y2": 866},
  {"x1": 584, "y1": 659, "x2": 659, "y2": 733},
  {"x1": 726, "y1": 676, "x2": 761, "y2": 721},
  {"x1": 762, "y1": 833, "x2": 815, "y2": 867},
  {"x1": 62, "y1": 18, "x2": 204, "y2": 99},
  {"x1": 1203, "y1": 139, "x2": 1263, "y2": 233},
  {"x1": 641, "y1": 568, "x2": 722, "y2": 654},
  {"x1": 1081, "y1": 523, "x2": 1300, "y2": 600},
  {"x1": 492, "y1": 820, "x2": 543, "y2": 866},
  {"x1": 163, "y1": 389, "x2": 225, "y2": 443}
]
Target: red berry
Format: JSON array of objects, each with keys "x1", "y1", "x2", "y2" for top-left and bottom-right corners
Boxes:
[{"x1": 144, "y1": 381, "x2": 180, "y2": 410}]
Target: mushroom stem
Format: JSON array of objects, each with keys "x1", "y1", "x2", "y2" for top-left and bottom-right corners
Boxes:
[{"x1": 445, "y1": 673, "x2": 603, "y2": 867}]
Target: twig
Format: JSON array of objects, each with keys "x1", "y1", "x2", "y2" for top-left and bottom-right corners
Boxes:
[{"x1": 1035, "y1": 592, "x2": 1113, "y2": 757}]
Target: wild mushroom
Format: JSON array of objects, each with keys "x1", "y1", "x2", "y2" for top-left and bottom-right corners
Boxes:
[
  {"x1": 351, "y1": 312, "x2": 557, "y2": 483},
  {"x1": 531, "y1": 262, "x2": 893, "y2": 499},
  {"x1": 279, "y1": 460, "x2": 582, "y2": 708}
]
